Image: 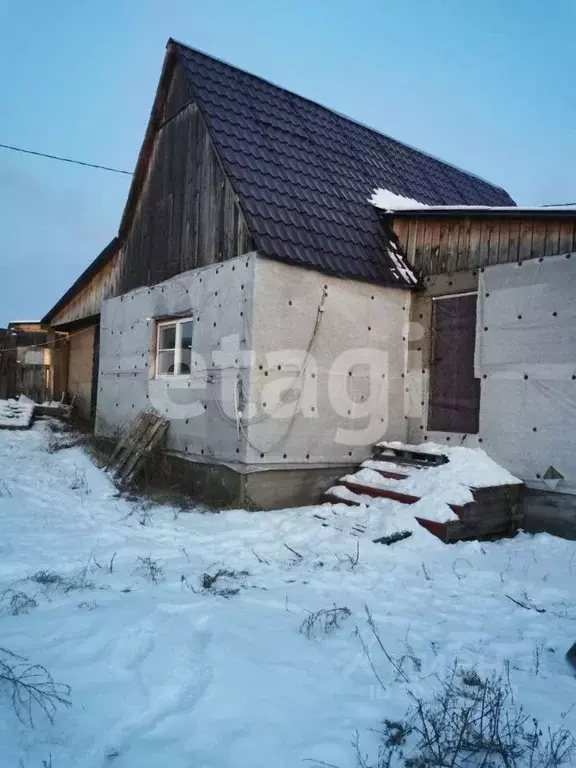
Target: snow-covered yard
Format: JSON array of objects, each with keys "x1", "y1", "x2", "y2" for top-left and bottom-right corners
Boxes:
[{"x1": 0, "y1": 423, "x2": 575, "y2": 767}]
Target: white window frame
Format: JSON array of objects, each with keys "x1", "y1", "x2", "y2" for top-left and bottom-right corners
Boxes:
[{"x1": 155, "y1": 317, "x2": 193, "y2": 378}]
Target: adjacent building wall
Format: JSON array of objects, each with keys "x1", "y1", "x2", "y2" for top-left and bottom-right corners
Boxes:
[
  {"x1": 245, "y1": 258, "x2": 410, "y2": 471},
  {"x1": 67, "y1": 325, "x2": 97, "y2": 420}
]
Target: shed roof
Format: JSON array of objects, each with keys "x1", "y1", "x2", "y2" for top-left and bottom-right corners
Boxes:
[
  {"x1": 42, "y1": 238, "x2": 119, "y2": 323},
  {"x1": 171, "y1": 40, "x2": 515, "y2": 288}
]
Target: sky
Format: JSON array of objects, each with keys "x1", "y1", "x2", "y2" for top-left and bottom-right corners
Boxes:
[{"x1": 0, "y1": 0, "x2": 574, "y2": 326}]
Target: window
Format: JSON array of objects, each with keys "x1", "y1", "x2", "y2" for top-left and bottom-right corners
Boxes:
[{"x1": 155, "y1": 318, "x2": 193, "y2": 377}]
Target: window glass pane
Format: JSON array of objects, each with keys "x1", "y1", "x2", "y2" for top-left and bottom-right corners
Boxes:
[
  {"x1": 157, "y1": 350, "x2": 176, "y2": 375},
  {"x1": 159, "y1": 324, "x2": 176, "y2": 350},
  {"x1": 180, "y1": 349, "x2": 191, "y2": 374},
  {"x1": 180, "y1": 321, "x2": 193, "y2": 350}
]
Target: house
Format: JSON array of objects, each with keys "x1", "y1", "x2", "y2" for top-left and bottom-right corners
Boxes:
[
  {"x1": 0, "y1": 328, "x2": 10, "y2": 399},
  {"x1": 0, "y1": 322, "x2": 58, "y2": 403},
  {"x1": 42, "y1": 238, "x2": 121, "y2": 421},
  {"x1": 42, "y1": 40, "x2": 576, "y2": 527}
]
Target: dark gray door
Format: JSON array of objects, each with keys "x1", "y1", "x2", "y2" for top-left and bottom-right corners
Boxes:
[{"x1": 428, "y1": 293, "x2": 480, "y2": 434}]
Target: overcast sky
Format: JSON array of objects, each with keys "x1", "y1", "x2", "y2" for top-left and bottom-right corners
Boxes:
[{"x1": 0, "y1": 0, "x2": 574, "y2": 326}]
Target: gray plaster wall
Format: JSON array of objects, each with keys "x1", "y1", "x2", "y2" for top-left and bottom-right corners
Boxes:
[
  {"x1": 244, "y1": 257, "x2": 410, "y2": 467},
  {"x1": 95, "y1": 254, "x2": 257, "y2": 466}
]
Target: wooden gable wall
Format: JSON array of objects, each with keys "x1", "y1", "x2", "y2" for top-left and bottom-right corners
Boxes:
[
  {"x1": 393, "y1": 215, "x2": 576, "y2": 277},
  {"x1": 119, "y1": 63, "x2": 253, "y2": 294}
]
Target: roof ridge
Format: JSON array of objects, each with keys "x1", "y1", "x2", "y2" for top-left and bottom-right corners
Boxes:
[{"x1": 168, "y1": 37, "x2": 512, "y2": 200}]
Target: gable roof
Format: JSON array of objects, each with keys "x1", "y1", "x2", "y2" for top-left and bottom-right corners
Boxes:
[{"x1": 123, "y1": 40, "x2": 516, "y2": 289}]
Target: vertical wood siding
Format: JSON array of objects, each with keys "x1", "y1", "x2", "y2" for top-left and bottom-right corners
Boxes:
[
  {"x1": 51, "y1": 252, "x2": 121, "y2": 327},
  {"x1": 394, "y1": 216, "x2": 576, "y2": 277},
  {"x1": 120, "y1": 64, "x2": 253, "y2": 294}
]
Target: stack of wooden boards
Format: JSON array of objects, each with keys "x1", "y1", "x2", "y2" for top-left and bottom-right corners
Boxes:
[
  {"x1": 106, "y1": 411, "x2": 169, "y2": 487},
  {"x1": 324, "y1": 442, "x2": 523, "y2": 543}
]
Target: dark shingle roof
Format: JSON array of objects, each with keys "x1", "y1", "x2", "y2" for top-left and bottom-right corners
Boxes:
[{"x1": 173, "y1": 41, "x2": 515, "y2": 288}]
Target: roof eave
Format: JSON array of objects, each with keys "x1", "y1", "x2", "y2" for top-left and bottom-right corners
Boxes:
[
  {"x1": 42, "y1": 238, "x2": 120, "y2": 324},
  {"x1": 378, "y1": 207, "x2": 576, "y2": 219}
]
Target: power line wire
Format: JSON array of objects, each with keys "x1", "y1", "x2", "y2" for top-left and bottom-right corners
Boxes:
[
  {"x1": 541, "y1": 202, "x2": 576, "y2": 208},
  {"x1": 0, "y1": 142, "x2": 133, "y2": 176}
]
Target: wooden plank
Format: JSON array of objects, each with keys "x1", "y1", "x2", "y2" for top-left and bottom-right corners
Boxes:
[
  {"x1": 122, "y1": 418, "x2": 169, "y2": 486},
  {"x1": 370, "y1": 468, "x2": 409, "y2": 480},
  {"x1": 118, "y1": 90, "x2": 247, "y2": 294},
  {"x1": 406, "y1": 219, "x2": 419, "y2": 270},
  {"x1": 322, "y1": 492, "x2": 359, "y2": 507},
  {"x1": 111, "y1": 413, "x2": 152, "y2": 478},
  {"x1": 393, "y1": 219, "x2": 409, "y2": 251},
  {"x1": 477, "y1": 219, "x2": 489, "y2": 268},
  {"x1": 113, "y1": 416, "x2": 152, "y2": 480},
  {"x1": 530, "y1": 218, "x2": 547, "y2": 260},
  {"x1": 342, "y1": 479, "x2": 466, "y2": 516},
  {"x1": 518, "y1": 219, "x2": 534, "y2": 262},
  {"x1": 445, "y1": 221, "x2": 459, "y2": 274},
  {"x1": 414, "y1": 517, "x2": 447, "y2": 542},
  {"x1": 558, "y1": 220, "x2": 576, "y2": 255},
  {"x1": 413, "y1": 219, "x2": 426, "y2": 274},
  {"x1": 487, "y1": 219, "x2": 501, "y2": 266},
  {"x1": 106, "y1": 410, "x2": 145, "y2": 469},
  {"x1": 437, "y1": 221, "x2": 449, "y2": 274},
  {"x1": 421, "y1": 219, "x2": 434, "y2": 276},
  {"x1": 544, "y1": 219, "x2": 561, "y2": 257},
  {"x1": 506, "y1": 219, "x2": 521, "y2": 264},
  {"x1": 467, "y1": 219, "x2": 481, "y2": 271},
  {"x1": 456, "y1": 217, "x2": 471, "y2": 272},
  {"x1": 497, "y1": 219, "x2": 510, "y2": 264}
]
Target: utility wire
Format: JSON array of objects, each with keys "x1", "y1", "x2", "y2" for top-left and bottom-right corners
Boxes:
[
  {"x1": 0, "y1": 143, "x2": 133, "y2": 176},
  {"x1": 541, "y1": 202, "x2": 576, "y2": 208}
]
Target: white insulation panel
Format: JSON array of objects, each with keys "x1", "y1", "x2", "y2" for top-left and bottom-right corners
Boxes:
[
  {"x1": 477, "y1": 253, "x2": 576, "y2": 493},
  {"x1": 246, "y1": 258, "x2": 410, "y2": 466},
  {"x1": 96, "y1": 254, "x2": 257, "y2": 465}
]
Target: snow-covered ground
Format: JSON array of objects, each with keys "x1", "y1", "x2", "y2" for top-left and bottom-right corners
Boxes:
[
  {"x1": 0, "y1": 423, "x2": 575, "y2": 767},
  {"x1": 0, "y1": 399, "x2": 34, "y2": 429}
]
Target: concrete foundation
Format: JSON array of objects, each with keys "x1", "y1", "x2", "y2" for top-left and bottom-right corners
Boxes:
[
  {"x1": 243, "y1": 465, "x2": 356, "y2": 510},
  {"x1": 142, "y1": 453, "x2": 355, "y2": 510},
  {"x1": 521, "y1": 489, "x2": 576, "y2": 541}
]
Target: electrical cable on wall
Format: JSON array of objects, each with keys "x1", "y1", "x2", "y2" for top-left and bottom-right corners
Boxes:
[{"x1": 208, "y1": 287, "x2": 328, "y2": 454}]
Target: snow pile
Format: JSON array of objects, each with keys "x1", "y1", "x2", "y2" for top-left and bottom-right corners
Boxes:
[
  {"x1": 381, "y1": 441, "x2": 522, "y2": 488},
  {"x1": 339, "y1": 442, "x2": 521, "y2": 518},
  {"x1": 369, "y1": 188, "x2": 429, "y2": 211},
  {"x1": 0, "y1": 424, "x2": 574, "y2": 768},
  {"x1": 0, "y1": 399, "x2": 34, "y2": 429}
]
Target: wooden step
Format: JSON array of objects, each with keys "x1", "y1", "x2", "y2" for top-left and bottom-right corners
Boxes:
[
  {"x1": 322, "y1": 490, "x2": 360, "y2": 507},
  {"x1": 373, "y1": 444, "x2": 448, "y2": 466},
  {"x1": 341, "y1": 478, "x2": 467, "y2": 516},
  {"x1": 370, "y1": 451, "x2": 447, "y2": 469}
]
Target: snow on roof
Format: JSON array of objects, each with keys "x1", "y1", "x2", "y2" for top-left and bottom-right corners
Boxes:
[
  {"x1": 368, "y1": 188, "x2": 429, "y2": 211},
  {"x1": 369, "y1": 188, "x2": 576, "y2": 215}
]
